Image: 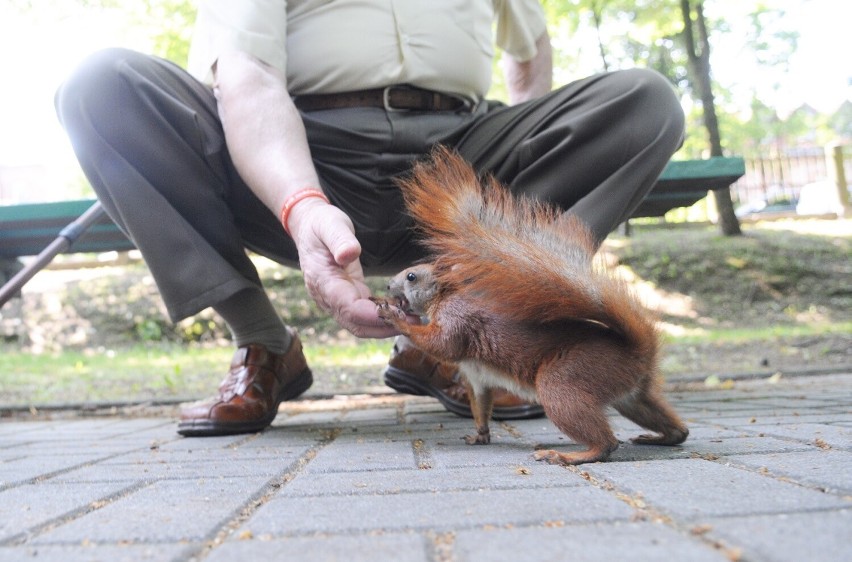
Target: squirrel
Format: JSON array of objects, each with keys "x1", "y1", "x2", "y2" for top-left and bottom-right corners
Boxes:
[{"x1": 373, "y1": 146, "x2": 688, "y2": 465}]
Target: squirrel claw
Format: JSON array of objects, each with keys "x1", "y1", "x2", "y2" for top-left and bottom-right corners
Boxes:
[
  {"x1": 374, "y1": 299, "x2": 406, "y2": 325},
  {"x1": 463, "y1": 432, "x2": 491, "y2": 445}
]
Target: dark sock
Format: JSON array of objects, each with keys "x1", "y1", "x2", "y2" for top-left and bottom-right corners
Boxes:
[{"x1": 213, "y1": 287, "x2": 292, "y2": 354}]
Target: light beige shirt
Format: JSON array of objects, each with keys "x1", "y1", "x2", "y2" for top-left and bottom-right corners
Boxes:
[{"x1": 188, "y1": 0, "x2": 547, "y2": 100}]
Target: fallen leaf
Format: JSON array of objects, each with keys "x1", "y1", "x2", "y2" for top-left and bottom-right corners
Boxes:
[{"x1": 690, "y1": 524, "x2": 713, "y2": 535}]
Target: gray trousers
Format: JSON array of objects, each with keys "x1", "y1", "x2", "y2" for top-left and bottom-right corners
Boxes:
[{"x1": 55, "y1": 48, "x2": 684, "y2": 322}]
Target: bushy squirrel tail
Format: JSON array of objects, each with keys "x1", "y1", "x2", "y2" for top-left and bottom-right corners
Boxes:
[{"x1": 396, "y1": 146, "x2": 658, "y2": 357}]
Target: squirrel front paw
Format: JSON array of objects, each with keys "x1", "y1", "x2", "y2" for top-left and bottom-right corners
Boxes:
[{"x1": 371, "y1": 297, "x2": 407, "y2": 326}]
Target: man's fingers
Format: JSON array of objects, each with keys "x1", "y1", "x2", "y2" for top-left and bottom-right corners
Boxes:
[
  {"x1": 313, "y1": 209, "x2": 361, "y2": 267},
  {"x1": 333, "y1": 239, "x2": 362, "y2": 267},
  {"x1": 293, "y1": 205, "x2": 395, "y2": 337},
  {"x1": 338, "y1": 298, "x2": 401, "y2": 339}
]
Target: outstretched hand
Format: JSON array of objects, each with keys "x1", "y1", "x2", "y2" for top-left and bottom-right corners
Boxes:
[{"x1": 287, "y1": 199, "x2": 399, "y2": 339}]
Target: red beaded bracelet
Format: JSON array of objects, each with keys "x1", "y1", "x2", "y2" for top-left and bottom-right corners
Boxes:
[{"x1": 279, "y1": 188, "x2": 330, "y2": 235}]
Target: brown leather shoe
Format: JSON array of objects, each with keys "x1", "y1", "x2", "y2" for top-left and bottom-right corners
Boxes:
[
  {"x1": 383, "y1": 337, "x2": 544, "y2": 420},
  {"x1": 177, "y1": 331, "x2": 313, "y2": 437}
]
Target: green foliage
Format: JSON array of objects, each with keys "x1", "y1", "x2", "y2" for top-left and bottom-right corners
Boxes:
[
  {"x1": 746, "y1": 5, "x2": 798, "y2": 68},
  {"x1": 540, "y1": 0, "x2": 842, "y2": 157},
  {"x1": 828, "y1": 101, "x2": 852, "y2": 141},
  {"x1": 136, "y1": 0, "x2": 197, "y2": 67},
  {"x1": 135, "y1": 318, "x2": 164, "y2": 342}
]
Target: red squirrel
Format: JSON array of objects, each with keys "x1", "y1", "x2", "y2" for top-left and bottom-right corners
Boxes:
[{"x1": 373, "y1": 147, "x2": 688, "y2": 465}]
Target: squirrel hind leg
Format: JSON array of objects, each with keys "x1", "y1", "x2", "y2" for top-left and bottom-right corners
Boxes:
[
  {"x1": 533, "y1": 370, "x2": 620, "y2": 465},
  {"x1": 613, "y1": 386, "x2": 689, "y2": 446},
  {"x1": 463, "y1": 384, "x2": 494, "y2": 445}
]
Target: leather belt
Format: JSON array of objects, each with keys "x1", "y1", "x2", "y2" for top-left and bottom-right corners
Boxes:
[{"x1": 293, "y1": 85, "x2": 473, "y2": 113}]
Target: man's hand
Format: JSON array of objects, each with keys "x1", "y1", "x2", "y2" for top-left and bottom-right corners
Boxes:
[
  {"x1": 287, "y1": 198, "x2": 399, "y2": 338},
  {"x1": 215, "y1": 52, "x2": 397, "y2": 338},
  {"x1": 503, "y1": 31, "x2": 553, "y2": 104}
]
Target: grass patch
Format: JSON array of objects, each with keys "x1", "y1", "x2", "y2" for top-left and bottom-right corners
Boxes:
[
  {"x1": 306, "y1": 339, "x2": 391, "y2": 368},
  {"x1": 662, "y1": 321, "x2": 852, "y2": 345},
  {"x1": 0, "y1": 339, "x2": 393, "y2": 407}
]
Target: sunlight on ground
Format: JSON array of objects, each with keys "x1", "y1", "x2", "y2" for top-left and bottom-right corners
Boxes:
[
  {"x1": 608, "y1": 217, "x2": 850, "y2": 339},
  {"x1": 749, "y1": 217, "x2": 851, "y2": 236},
  {"x1": 605, "y1": 244, "x2": 703, "y2": 336}
]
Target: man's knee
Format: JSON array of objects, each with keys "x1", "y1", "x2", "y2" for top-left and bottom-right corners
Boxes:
[
  {"x1": 615, "y1": 68, "x2": 685, "y2": 149},
  {"x1": 55, "y1": 48, "x2": 154, "y2": 130}
]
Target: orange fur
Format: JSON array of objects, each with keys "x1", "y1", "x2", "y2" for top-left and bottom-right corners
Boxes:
[{"x1": 376, "y1": 147, "x2": 688, "y2": 465}]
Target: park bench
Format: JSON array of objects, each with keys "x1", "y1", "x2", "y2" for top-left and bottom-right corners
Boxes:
[
  {"x1": 631, "y1": 156, "x2": 746, "y2": 218},
  {"x1": 0, "y1": 156, "x2": 745, "y2": 306}
]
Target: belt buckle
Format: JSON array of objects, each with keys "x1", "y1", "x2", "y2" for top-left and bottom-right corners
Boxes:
[
  {"x1": 382, "y1": 86, "x2": 408, "y2": 112},
  {"x1": 445, "y1": 92, "x2": 474, "y2": 113},
  {"x1": 382, "y1": 85, "x2": 474, "y2": 113}
]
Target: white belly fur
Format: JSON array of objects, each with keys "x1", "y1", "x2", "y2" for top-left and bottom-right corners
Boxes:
[{"x1": 458, "y1": 359, "x2": 539, "y2": 403}]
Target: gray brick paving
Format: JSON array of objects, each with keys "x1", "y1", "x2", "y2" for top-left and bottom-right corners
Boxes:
[
  {"x1": 206, "y1": 534, "x2": 430, "y2": 562},
  {"x1": 0, "y1": 372, "x2": 849, "y2": 561},
  {"x1": 724, "y1": 449, "x2": 852, "y2": 493},
  {"x1": 0, "y1": 543, "x2": 198, "y2": 562},
  {"x1": 580, "y1": 457, "x2": 846, "y2": 519},
  {"x1": 453, "y1": 522, "x2": 731, "y2": 562},
  {"x1": 705, "y1": 508, "x2": 851, "y2": 562},
  {"x1": 242, "y1": 486, "x2": 635, "y2": 535},
  {"x1": 31, "y1": 477, "x2": 273, "y2": 544}
]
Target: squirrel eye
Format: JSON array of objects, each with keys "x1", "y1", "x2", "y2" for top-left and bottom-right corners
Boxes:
[{"x1": 406, "y1": 272, "x2": 417, "y2": 282}]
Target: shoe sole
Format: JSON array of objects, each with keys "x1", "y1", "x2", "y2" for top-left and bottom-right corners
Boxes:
[
  {"x1": 384, "y1": 366, "x2": 545, "y2": 421},
  {"x1": 177, "y1": 368, "x2": 314, "y2": 437}
]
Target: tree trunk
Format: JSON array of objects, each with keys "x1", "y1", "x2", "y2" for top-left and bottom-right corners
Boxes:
[
  {"x1": 680, "y1": 0, "x2": 742, "y2": 235},
  {"x1": 591, "y1": 5, "x2": 610, "y2": 71}
]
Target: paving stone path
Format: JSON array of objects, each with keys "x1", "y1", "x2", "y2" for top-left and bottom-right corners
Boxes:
[{"x1": 1, "y1": 373, "x2": 850, "y2": 561}]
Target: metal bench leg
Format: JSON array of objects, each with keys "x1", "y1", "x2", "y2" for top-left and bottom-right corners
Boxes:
[{"x1": 0, "y1": 202, "x2": 106, "y2": 308}]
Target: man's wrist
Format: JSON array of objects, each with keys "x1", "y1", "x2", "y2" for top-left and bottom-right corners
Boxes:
[{"x1": 279, "y1": 188, "x2": 329, "y2": 235}]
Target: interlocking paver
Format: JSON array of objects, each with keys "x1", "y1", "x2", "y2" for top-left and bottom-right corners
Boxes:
[
  {"x1": 453, "y1": 521, "x2": 730, "y2": 562},
  {"x1": 580, "y1": 457, "x2": 847, "y2": 519},
  {"x1": 705, "y1": 508, "x2": 851, "y2": 562},
  {"x1": 206, "y1": 533, "x2": 429, "y2": 562},
  {"x1": 280, "y1": 465, "x2": 580, "y2": 497},
  {"x1": 0, "y1": 481, "x2": 141, "y2": 543},
  {"x1": 724, "y1": 449, "x2": 852, "y2": 493},
  {"x1": 240, "y1": 486, "x2": 635, "y2": 536},
  {"x1": 0, "y1": 372, "x2": 849, "y2": 561},
  {"x1": 30, "y1": 477, "x2": 272, "y2": 544}
]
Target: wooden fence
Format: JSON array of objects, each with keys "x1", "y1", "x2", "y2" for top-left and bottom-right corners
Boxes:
[{"x1": 731, "y1": 145, "x2": 850, "y2": 207}]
